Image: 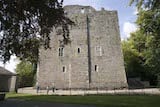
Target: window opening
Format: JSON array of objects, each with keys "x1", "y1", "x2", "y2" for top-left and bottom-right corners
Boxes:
[
  {"x1": 95, "y1": 65, "x2": 98, "y2": 72},
  {"x1": 95, "y1": 46, "x2": 102, "y2": 56},
  {"x1": 78, "y1": 48, "x2": 80, "y2": 53},
  {"x1": 62, "y1": 66, "x2": 66, "y2": 72},
  {"x1": 59, "y1": 47, "x2": 64, "y2": 56}
]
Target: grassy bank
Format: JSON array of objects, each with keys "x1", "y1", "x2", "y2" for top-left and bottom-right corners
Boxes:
[{"x1": 6, "y1": 93, "x2": 160, "y2": 107}]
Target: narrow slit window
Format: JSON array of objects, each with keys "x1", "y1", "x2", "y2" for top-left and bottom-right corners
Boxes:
[
  {"x1": 95, "y1": 65, "x2": 98, "y2": 72},
  {"x1": 62, "y1": 66, "x2": 66, "y2": 72},
  {"x1": 61, "y1": 48, "x2": 64, "y2": 56},
  {"x1": 59, "y1": 48, "x2": 61, "y2": 56},
  {"x1": 78, "y1": 48, "x2": 80, "y2": 53}
]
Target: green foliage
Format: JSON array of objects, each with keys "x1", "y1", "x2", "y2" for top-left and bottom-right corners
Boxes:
[
  {"x1": 136, "y1": 1, "x2": 160, "y2": 79},
  {"x1": 122, "y1": 30, "x2": 158, "y2": 85},
  {"x1": 16, "y1": 60, "x2": 34, "y2": 88},
  {"x1": 128, "y1": 0, "x2": 160, "y2": 85},
  {"x1": 130, "y1": 0, "x2": 160, "y2": 37},
  {"x1": 0, "y1": 0, "x2": 73, "y2": 63},
  {"x1": 122, "y1": 37, "x2": 146, "y2": 79},
  {"x1": 129, "y1": 0, "x2": 160, "y2": 10}
]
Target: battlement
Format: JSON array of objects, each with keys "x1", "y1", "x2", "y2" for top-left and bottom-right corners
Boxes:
[{"x1": 64, "y1": 5, "x2": 117, "y2": 15}]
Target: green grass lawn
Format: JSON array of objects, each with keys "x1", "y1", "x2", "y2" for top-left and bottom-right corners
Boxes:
[{"x1": 6, "y1": 93, "x2": 160, "y2": 107}]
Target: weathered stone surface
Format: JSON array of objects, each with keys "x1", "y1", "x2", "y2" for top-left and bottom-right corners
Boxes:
[{"x1": 37, "y1": 5, "x2": 128, "y2": 90}]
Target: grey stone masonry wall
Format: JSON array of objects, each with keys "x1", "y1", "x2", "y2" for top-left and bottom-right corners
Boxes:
[{"x1": 37, "y1": 5, "x2": 128, "y2": 90}]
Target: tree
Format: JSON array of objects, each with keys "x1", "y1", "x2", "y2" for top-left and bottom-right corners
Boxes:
[
  {"x1": 122, "y1": 34, "x2": 147, "y2": 80},
  {"x1": 122, "y1": 31, "x2": 157, "y2": 85},
  {"x1": 16, "y1": 60, "x2": 34, "y2": 88},
  {"x1": 129, "y1": 0, "x2": 160, "y2": 85},
  {"x1": 122, "y1": 39, "x2": 140, "y2": 77},
  {"x1": 129, "y1": 0, "x2": 160, "y2": 10},
  {"x1": 130, "y1": 0, "x2": 160, "y2": 38},
  {"x1": 0, "y1": 0, "x2": 73, "y2": 63}
]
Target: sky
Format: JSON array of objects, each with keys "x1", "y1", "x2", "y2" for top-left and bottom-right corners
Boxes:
[
  {"x1": 0, "y1": 0, "x2": 138, "y2": 73},
  {"x1": 64, "y1": 0, "x2": 138, "y2": 39}
]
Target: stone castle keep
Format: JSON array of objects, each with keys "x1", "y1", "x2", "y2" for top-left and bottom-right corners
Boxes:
[{"x1": 37, "y1": 5, "x2": 128, "y2": 89}]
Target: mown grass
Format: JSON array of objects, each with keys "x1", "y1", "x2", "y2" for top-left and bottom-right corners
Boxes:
[{"x1": 6, "y1": 93, "x2": 160, "y2": 107}]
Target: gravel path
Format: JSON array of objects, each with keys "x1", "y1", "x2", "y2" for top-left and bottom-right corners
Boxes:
[{"x1": 0, "y1": 99, "x2": 96, "y2": 107}]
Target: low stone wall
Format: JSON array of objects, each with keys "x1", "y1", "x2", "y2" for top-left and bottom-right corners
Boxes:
[{"x1": 18, "y1": 87, "x2": 160, "y2": 95}]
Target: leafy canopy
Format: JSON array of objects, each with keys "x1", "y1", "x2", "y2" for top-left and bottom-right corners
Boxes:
[
  {"x1": 16, "y1": 60, "x2": 34, "y2": 87},
  {"x1": 130, "y1": 0, "x2": 160, "y2": 35},
  {"x1": 122, "y1": 32, "x2": 146, "y2": 79},
  {"x1": 130, "y1": 0, "x2": 160, "y2": 71},
  {"x1": 129, "y1": 0, "x2": 160, "y2": 10},
  {"x1": 128, "y1": 0, "x2": 160, "y2": 85},
  {"x1": 0, "y1": 0, "x2": 73, "y2": 63}
]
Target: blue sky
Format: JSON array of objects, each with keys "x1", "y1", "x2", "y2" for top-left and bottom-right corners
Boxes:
[{"x1": 0, "y1": 0, "x2": 138, "y2": 72}]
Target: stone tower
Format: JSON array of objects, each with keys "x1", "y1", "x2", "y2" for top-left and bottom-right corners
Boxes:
[{"x1": 37, "y1": 5, "x2": 128, "y2": 89}]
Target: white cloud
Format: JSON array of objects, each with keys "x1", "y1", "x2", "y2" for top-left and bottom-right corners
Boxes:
[
  {"x1": 133, "y1": 7, "x2": 138, "y2": 15},
  {"x1": 0, "y1": 55, "x2": 20, "y2": 73},
  {"x1": 123, "y1": 22, "x2": 137, "y2": 39}
]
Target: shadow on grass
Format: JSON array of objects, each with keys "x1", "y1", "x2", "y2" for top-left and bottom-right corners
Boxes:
[{"x1": 6, "y1": 94, "x2": 160, "y2": 107}]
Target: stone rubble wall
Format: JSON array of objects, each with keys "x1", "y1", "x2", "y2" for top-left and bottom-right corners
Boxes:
[{"x1": 37, "y1": 5, "x2": 128, "y2": 90}]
